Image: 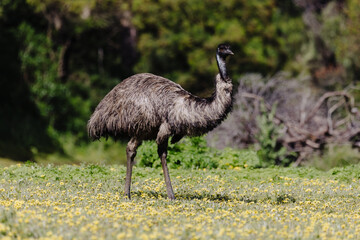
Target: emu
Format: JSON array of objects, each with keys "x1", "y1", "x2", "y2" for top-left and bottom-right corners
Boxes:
[{"x1": 88, "y1": 44, "x2": 234, "y2": 200}]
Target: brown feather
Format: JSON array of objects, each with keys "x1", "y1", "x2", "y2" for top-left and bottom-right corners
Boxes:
[{"x1": 87, "y1": 73, "x2": 232, "y2": 141}]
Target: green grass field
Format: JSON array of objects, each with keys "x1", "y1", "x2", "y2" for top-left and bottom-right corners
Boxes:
[{"x1": 0, "y1": 163, "x2": 360, "y2": 239}]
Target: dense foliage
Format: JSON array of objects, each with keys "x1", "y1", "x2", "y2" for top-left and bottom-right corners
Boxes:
[
  {"x1": 1, "y1": 0, "x2": 359, "y2": 161},
  {"x1": 137, "y1": 137, "x2": 259, "y2": 169}
]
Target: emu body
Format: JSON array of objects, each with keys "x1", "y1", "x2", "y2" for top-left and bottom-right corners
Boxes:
[{"x1": 88, "y1": 44, "x2": 234, "y2": 199}]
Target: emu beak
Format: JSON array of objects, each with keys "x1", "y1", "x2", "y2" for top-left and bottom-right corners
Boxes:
[{"x1": 228, "y1": 50, "x2": 234, "y2": 56}]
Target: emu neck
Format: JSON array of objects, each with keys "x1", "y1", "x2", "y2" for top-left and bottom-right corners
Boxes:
[
  {"x1": 213, "y1": 74, "x2": 233, "y2": 106},
  {"x1": 197, "y1": 74, "x2": 233, "y2": 133},
  {"x1": 216, "y1": 54, "x2": 228, "y2": 80},
  {"x1": 170, "y1": 63, "x2": 233, "y2": 137}
]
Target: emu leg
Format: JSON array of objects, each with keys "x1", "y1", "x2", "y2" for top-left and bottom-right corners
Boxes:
[
  {"x1": 124, "y1": 138, "x2": 141, "y2": 199},
  {"x1": 158, "y1": 140, "x2": 175, "y2": 200}
]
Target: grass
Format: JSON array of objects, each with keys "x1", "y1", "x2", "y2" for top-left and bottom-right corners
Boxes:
[
  {"x1": 32, "y1": 136, "x2": 128, "y2": 166},
  {"x1": 0, "y1": 136, "x2": 258, "y2": 169},
  {"x1": 0, "y1": 137, "x2": 128, "y2": 167},
  {"x1": 305, "y1": 144, "x2": 360, "y2": 171},
  {"x1": 0, "y1": 163, "x2": 360, "y2": 239}
]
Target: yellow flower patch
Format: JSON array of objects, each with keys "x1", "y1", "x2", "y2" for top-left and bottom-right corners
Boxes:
[{"x1": 0, "y1": 164, "x2": 359, "y2": 239}]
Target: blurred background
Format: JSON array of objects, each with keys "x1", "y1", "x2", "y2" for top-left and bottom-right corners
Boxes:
[{"x1": 1, "y1": 0, "x2": 360, "y2": 168}]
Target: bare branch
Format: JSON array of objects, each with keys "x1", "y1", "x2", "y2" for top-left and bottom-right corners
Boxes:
[
  {"x1": 208, "y1": 73, "x2": 360, "y2": 166},
  {"x1": 302, "y1": 91, "x2": 353, "y2": 126}
]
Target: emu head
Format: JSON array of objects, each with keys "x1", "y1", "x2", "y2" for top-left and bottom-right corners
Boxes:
[
  {"x1": 216, "y1": 44, "x2": 234, "y2": 60},
  {"x1": 216, "y1": 43, "x2": 234, "y2": 80}
]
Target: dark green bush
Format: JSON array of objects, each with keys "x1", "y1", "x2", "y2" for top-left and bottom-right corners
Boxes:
[
  {"x1": 256, "y1": 104, "x2": 294, "y2": 167},
  {"x1": 137, "y1": 136, "x2": 260, "y2": 169},
  {"x1": 137, "y1": 137, "x2": 218, "y2": 169}
]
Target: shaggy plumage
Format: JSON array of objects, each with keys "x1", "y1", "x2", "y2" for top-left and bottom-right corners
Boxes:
[
  {"x1": 88, "y1": 73, "x2": 232, "y2": 141},
  {"x1": 88, "y1": 44, "x2": 234, "y2": 200}
]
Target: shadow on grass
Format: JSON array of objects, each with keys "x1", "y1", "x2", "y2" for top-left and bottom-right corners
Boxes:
[
  {"x1": 132, "y1": 190, "x2": 258, "y2": 203},
  {"x1": 132, "y1": 191, "x2": 297, "y2": 204}
]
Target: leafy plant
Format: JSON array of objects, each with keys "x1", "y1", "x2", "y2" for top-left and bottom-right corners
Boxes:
[
  {"x1": 256, "y1": 103, "x2": 292, "y2": 167},
  {"x1": 216, "y1": 148, "x2": 260, "y2": 169},
  {"x1": 137, "y1": 136, "x2": 260, "y2": 170},
  {"x1": 137, "y1": 137, "x2": 218, "y2": 169},
  {"x1": 136, "y1": 141, "x2": 160, "y2": 168}
]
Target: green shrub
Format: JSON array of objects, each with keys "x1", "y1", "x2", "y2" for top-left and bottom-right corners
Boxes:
[
  {"x1": 216, "y1": 148, "x2": 260, "y2": 169},
  {"x1": 137, "y1": 136, "x2": 260, "y2": 170},
  {"x1": 256, "y1": 104, "x2": 293, "y2": 167},
  {"x1": 137, "y1": 137, "x2": 218, "y2": 169},
  {"x1": 136, "y1": 141, "x2": 160, "y2": 168}
]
